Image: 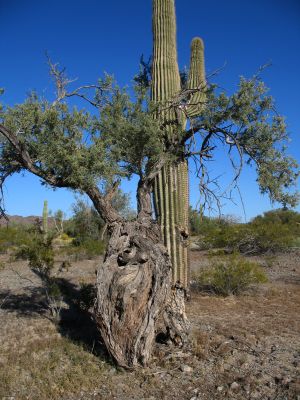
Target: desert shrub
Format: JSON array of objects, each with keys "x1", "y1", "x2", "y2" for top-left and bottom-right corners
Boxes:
[
  {"x1": 77, "y1": 238, "x2": 105, "y2": 257},
  {"x1": 249, "y1": 209, "x2": 300, "y2": 251},
  {"x1": 197, "y1": 255, "x2": 268, "y2": 296},
  {"x1": 59, "y1": 232, "x2": 72, "y2": 241},
  {"x1": 15, "y1": 236, "x2": 54, "y2": 275},
  {"x1": 66, "y1": 238, "x2": 105, "y2": 260},
  {"x1": 65, "y1": 199, "x2": 105, "y2": 243},
  {"x1": 293, "y1": 236, "x2": 300, "y2": 248},
  {"x1": 207, "y1": 223, "x2": 294, "y2": 254},
  {"x1": 0, "y1": 225, "x2": 33, "y2": 253},
  {"x1": 246, "y1": 223, "x2": 294, "y2": 253},
  {"x1": 235, "y1": 209, "x2": 300, "y2": 253},
  {"x1": 252, "y1": 209, "x2": 300, "y2": 232},
  {"x1": 15, "y1": 230, "x2": 63, "y2": 321},
  {"x1": 77, "y1": 282, "x2": 96, "y2": 311},
  {"x1": 192, "y1": 208, "x2": 300, "y2": 254},
  {"x1": 189, "y1": 208, "x2": 237, "y2": 238},
  {"x1": 45, "y1": 278, "x2": 63, "y2": 322}
]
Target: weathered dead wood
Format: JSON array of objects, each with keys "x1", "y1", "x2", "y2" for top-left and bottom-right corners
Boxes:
[
  {"x1": 94, "y1": 219, "x2": 189, "y2": 369},
  {"x1": 163, "y1": 283, "x2": 190, "y2": 346},
  {"x1": 94, "y1": 220, "x2": 170, "y2": 368}
]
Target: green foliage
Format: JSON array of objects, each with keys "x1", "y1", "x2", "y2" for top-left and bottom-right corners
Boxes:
[
  {"x1": 0, "y1": 225, "x2": 33, "y2": 253},
  {"x1": 252, "y1": 209, "x2": 300, "y2": 234},
  {"x1": 59, "y1": 232, "x2": 71, "y2": 241},
  {"x1": 0, "y1": 41, "x2": 298, "y2": 227},
  {"x1": 71, "y1": 239, "x2": 106, "y2": 260},
  {"x1": 197, "y1": 254, "x2": 268, "y2": 296},
  {"x1": 191, "y1": 208, "x2": 300, "y2": 254},
  {"x1": 65, "y1": 198, "x2": 105, "y2": 243},
  {"x1": 65, "y1": 192, "x2": 134, "y2": 256},
  {"x1": 53, "y1": 209, "x2": 64, "y2": 234},
  {"x1": 195, "y1": 78, "x2": 299, "y2": 208},
  {"x1": 77, "y1": 283, "x2": 96, "y2": 311},
  {"x1": 97, "y1": 85, "x2": 164, "y2": 177},
  {"x1": 64, "y1": 199, "x2": 105, "y2": 259},
  {"x1": 13, "y1": 225, "x2": 63, "y2": 321},
  {"x1": 189, "y1": 207, "x2": 234, "y2": 238},
  {"x1": 0, "y1": 90, "x2": 117, "y2": 190},
  {"x1": 47, "y1": 279, "x2": 62, "y2": 300},
  {"x1": 15, "y1": 235, "x2": 54, "y2": 276}
]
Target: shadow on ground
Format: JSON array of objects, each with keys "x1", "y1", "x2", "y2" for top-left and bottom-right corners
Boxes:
[{"x1": 0, "y1": 278, "x2": 110, "y2": 361}]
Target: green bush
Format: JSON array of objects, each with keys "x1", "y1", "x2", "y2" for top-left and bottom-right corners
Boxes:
[
  {"x1": 58, "y1": 238, "x2": 105, "y2": 261},
  {"x1": 191, "y1": 208, "x2": 300, "y2": 254},
  {"x1": 15, "y1": 236, "x2": 54, "y2": 275},
  {"x1": 0, "y1": 225, "x2": 33, "y2": 253},
  {"x1": 59, "y1": 232, "x2": 72, "y2": 241},
  {"x1": 77, "y1": 283, "x2": 96, "y2": 311},
  {"x1": 14, "y1": 230, "x2": 64, "y2": 321},
  {"x1": 293, "y1": 236, "x2": 300, "y2": 248},
  {"x1": 197, "y1": 255, "x2": 268, "y2": 296},
  {"x1": 47, "y1": 278, "x2": 62, "y2": 300}
]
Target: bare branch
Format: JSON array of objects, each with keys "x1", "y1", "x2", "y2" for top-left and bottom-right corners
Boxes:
[{"x1": 46, "y1": 55, "x2": 112, "y2": 107}]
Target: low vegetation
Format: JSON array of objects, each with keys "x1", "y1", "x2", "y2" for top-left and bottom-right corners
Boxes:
[
  {"x1": 0, "y1": 333, "x2": 109, "y2": 400},
  {"x1": 197, "y1": 254, "x2": 268, "y2": 296},
  {"x1": 0, "y1": 224, "x2": 33, "y2": 254},
  {"x1": 0, "y1": 207, "x2": 298, "y2": 399},
  {"x1": 190, "y1": 208, "x2": 300, "y2": 254}
]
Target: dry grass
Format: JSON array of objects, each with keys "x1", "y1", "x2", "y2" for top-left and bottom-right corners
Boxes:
[
  {"x1": 0, "y1": 251, "x2": 299, "y2": 399},
  {"x1": 0, "y1": 334, "x2": 108, "y2": 400}
]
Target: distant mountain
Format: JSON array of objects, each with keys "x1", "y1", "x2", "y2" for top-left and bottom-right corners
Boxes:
[{"x1": 0, "y1": 215, "x2": 54, "y2": 227}]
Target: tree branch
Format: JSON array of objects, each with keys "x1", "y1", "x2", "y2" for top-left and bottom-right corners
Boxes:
[
  {"x1": 47, "y1": 56, "x2": 111, "y2": 107},
  {"x1": 0, "y1": 123, "x2": 122, "y2": 224}
]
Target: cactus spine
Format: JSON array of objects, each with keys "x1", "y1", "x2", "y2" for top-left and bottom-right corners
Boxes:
[
  {"x1": 42, "y1": 200, "x2": 48, "y2": 240},
  {"x1": 152, "y1": 0, "x2": 206, "y2": 289}
]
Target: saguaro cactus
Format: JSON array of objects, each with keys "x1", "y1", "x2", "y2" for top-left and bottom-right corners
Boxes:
[
  {"x1": 42, "y1": 200, "x2": 48, "y2": 240},
  {"x1": 152, "y1": 0, "x2": 206, "y2": 289},
  {"x1": 187, "y1": 37, "x2": 206, "y2": 118}
]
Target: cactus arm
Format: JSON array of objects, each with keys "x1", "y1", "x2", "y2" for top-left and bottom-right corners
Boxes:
[{"x1": 186, "y1": 37, "x2": 206, "y2": 118}]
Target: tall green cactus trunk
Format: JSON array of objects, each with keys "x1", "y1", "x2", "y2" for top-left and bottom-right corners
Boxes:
[
  {"x1": 42, "y1": 200, "x2": 48, "y2": 241},
  {"x1": 152, "y1": 0, "x2": 205, "y2": 290},
  {"x1": 151, "y1": 0, "x2": 189, "y2": 288},
  {"x1": 152, "y1": 0, "x2": 188, "y2": 287}
]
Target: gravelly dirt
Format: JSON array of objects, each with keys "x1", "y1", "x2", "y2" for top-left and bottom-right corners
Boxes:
[{"x1": 0, "y1": 250, "x2": 299, "y2": 400}]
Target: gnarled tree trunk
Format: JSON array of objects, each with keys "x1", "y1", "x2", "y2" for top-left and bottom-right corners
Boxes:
[{"x1": 94, "y1": 217, "x2": 189, "y2": 369}]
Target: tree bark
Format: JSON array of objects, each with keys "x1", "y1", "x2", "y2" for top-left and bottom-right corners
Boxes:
[{"x1": 94, "y1": 218, "x2": 189, "y2": 369}]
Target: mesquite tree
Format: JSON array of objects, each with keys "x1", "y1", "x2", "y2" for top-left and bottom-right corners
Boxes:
[{"x1": 0, "y1": 1, "x2": 298, "y2": 369}]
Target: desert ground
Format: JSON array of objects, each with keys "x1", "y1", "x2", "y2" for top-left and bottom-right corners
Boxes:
[{"x1": 0, "y1": 249, "x2": 299, "y2": 400}]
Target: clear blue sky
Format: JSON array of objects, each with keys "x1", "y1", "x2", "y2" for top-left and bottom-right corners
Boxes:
[{"x1": 1, "y1": 0, "x2": 300, "y2": 220}]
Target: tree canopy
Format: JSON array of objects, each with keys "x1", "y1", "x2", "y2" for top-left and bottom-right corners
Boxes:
[{"x1": 0, "y1": 62, "x2": 298, "y2": 221}]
